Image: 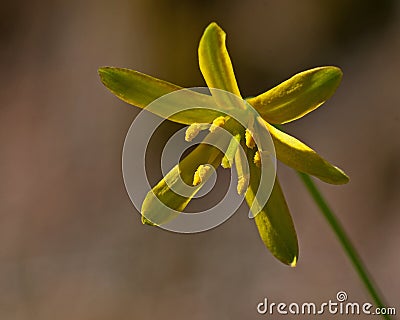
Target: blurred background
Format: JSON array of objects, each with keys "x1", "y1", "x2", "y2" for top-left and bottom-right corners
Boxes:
[{"x1": 1, "y1": 0, "x2": 399, "y2": 319}]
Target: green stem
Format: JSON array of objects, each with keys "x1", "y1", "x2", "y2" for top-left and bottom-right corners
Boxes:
[{"x1": 297, "y1": 172, "x2": 391, "y2": 320}]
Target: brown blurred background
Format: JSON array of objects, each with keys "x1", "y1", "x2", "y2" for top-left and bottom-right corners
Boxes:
[{"x1": 1, "y1": 0, "x2": 399, "y2": 319}]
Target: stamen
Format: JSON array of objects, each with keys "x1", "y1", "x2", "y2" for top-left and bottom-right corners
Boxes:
[
  {"x1": 209, "y1": 116, "x2": 226, "y2": 133},
  {"x1": 221, "y1": 133, "x2": 241, "y2": 169},
  {"x1": 254, "y1": 151, "x2": 261, "y2": 167},
  {"x1": 237, "y1": 173, "x2": 249, "y2": 195},
  {"x1": 245, "y1": 129, "x2": 256, "y2": 149},
  {"x1": 185, "y1": 123, "x2": 208, "y2": 141},
  {"x1": 234, "y1": 148, "x2": 250, "y2": 195},
  {"x1": 193, "y1": 164, "x2": 213, "y2": 186}
]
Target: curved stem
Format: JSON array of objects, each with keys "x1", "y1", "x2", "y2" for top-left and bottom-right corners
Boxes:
[{"x1": 298, "y1": 172, "x2": 391, "y2": 320}]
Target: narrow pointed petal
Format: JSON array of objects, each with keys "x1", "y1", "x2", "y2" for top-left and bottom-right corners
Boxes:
[
  {"x1": 247, "y1": 67, "x2": 343, "y2": 124},
  {"x1": 245, "y1": 148, "x2": 298, "y2": 266},
  {"x1": 198, "y1": 22, "x2": 242, "y2": 106},
  {"x1": 141, "y1": 132, "x2": 228, "y2": 226},
  {"x1": 98, "y1": 67, "x2": 222, "y2": 124},
  {"x1": 266, "y1": 123, "x2": 349, "y2": 184}
]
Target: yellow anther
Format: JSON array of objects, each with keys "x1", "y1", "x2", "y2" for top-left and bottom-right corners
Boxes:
[
  {"x1": 209, "y1": 116, "x2": 226, "y2": 133},
  {"x1": 193, "y1": 164, "x2": 213, "y2": 186},
  {"x1": 245, "y1": 129, "x2": 256, "y2": 149},
  {"x1": 237, "y1": 174, "x2": 249, "y2": 195},
  {"x1": 254, "y1": 151, "x2": 261, "y2": 167},
  {"x1": 185, "y1": 123, "x2": 209, "y2": 142}
]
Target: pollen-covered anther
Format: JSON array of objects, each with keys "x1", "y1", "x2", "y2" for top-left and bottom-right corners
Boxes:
[
  {"x1": 185, "y1": 123, "x2": 209, "y2": 142},
  {"x1": 221, "y1": 155, "x2": 232, "y2": 169},
  {"x1": 209, "y1": 116, "x2": 226, "y2": 133},
  {"x1": 254, "y1": 151, "x2": 261, "y2": 167},
  {"x1": 237, "y1": 173, "x2": 249, "y2": 195},
  {"x1": 192, "y1": 164, "x2": 213, "y2": 186},
  {"x1": 245, "y1": 129, "x2": 256, "y2": 149}
]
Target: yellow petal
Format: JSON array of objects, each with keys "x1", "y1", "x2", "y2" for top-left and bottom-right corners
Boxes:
[
  {"x1": 98, "y1": 67, "x2": 222, "y2": 125},
  {"x1": 266, "y1": 123, "x2": 349, "y2": 184},
  {"x1": 245, "y1": 148, "x2": 298, "y2": 266},
  {"x1": 198, "y1": 22, "x2": 241, "y2": 95},
  {"x1": 247, "y1": 67, "x2": 342, "y2": 124},
  {"x1": 198, "y1": 23, "x2": 245, "y2": 111}
]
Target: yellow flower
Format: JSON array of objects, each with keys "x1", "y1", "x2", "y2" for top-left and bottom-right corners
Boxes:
[{"x1": 98, "y1": 22, "x2": 349, "y2": 266}]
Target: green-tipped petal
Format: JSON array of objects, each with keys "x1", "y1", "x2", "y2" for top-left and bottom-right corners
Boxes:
[
  {"x1": 98, "y1": 67, "x2": 222, "y2": 125},
  {"x1": 247, "y1": 67, "x2": 343, "y2": 124},
  {"x1": 266, "y1": 123, "x2": 349, "y2": 184},
  {"x1": 245, "y1": 148, "x2": 298, "y2": 266},
  {"x1": 199, "y1": 22, "x2": 242, "y2": 109},
  {"x1": 141, "y1": 132, "x2": 228, "y2": 226}
]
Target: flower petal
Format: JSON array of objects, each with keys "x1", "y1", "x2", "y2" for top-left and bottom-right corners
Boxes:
[
  {"x1": 247, "y1": 67, "x2": 342, "y2": 124},
  {"x1": 266, "y1": 122, "x2": 349, "y2": 184},
  {"x1": 98, "y1": 67, "x2": 222, "y2": 124},
  {"x1": 141, "y1": 132, "x2": 227, "y2": 226},
  {"x1": 198, "y1": 22, "x2": 241, "y2": 97},
  {"x1": 245, "y1": 148, "x2": 298, "y2": 266}
]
